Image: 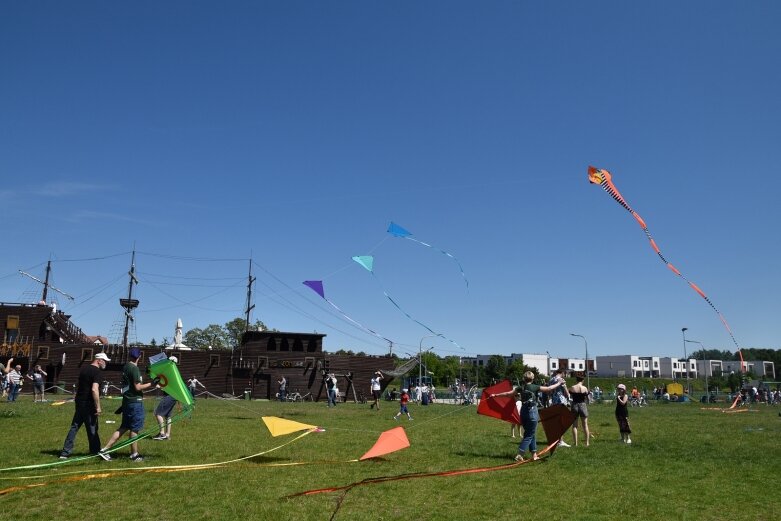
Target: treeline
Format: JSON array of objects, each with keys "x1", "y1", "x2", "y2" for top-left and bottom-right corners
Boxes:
[{"x1": 149, "y1": 317, "x2": 269, "y2": 350}]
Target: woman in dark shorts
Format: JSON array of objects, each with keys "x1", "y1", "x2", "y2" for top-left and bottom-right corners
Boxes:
[{"x1": 568, "y1": 373, "x2": 590, "y2": 447}]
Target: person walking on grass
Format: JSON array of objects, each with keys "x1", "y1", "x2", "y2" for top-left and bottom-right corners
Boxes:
[
  {"x1": 27, "y1": 364, "x2": 48, "y2": 402},
  {"x1": 59, "y1": 353, "x2": 110, "y2": 459},
  {"x1": 325, "y1": 373, "x2": 338, "y2": 407},
  {"x1": 153, "y1": 356, "x2": 180, "y2": 441},
  {"x1": 568, "y1": 373, "x2": 591, "y2": 447},
  {"x1": 615, "y1": 383, "x2": 632, "y2": 444},
  {"x1": 393, "y1": 388, "x2": 413, "y2": 421},
  {"x1": 187, "y1": 376, "x2": 203, "y2": 399},
  {"x1": 488, "y1": 371, "x2": 566, "y2": 462},
  {"x1": 369, "y1": 371, "x2": 383, "y2": 411},
  {"x1": 6, "y1": 364, "x2": 23, "y2": 402},
  {"x1": 99, "y1": 348, "x2": 160, "y2": 462}
]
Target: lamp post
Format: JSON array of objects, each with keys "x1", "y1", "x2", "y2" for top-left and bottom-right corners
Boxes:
[
  {"x1": 419, "y1": 335, "x2": 437, "y2": 388},
  {"x1": 682, "y1": 328, "x2": 688, "y2": 385},
  {"x1": 570, "y1": 334, "x2": 589, "y2": 390},
  {"x1": 685, "y1": 339, "x2": 706, "y2": 401}
]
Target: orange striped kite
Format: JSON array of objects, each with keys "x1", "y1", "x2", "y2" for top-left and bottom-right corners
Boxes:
[{"x1": 588, "y1": 166, "x2": 744, "y2": 368}]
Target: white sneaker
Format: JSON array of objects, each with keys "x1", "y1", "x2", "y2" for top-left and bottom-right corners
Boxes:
[
  {"x1": 626, "y1": 438, "x2": 632, "y2": 444},
  {"x1": 558, "y1": 440, "x2": 571, "y2": 448}
]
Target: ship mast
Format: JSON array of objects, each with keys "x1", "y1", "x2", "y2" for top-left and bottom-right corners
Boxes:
[
  {"x1": 19, "y1": 259, "x2": 75, "y2": 303},
  {"x1": 244, "y1": 257, "x2": 255, "y2": 333},
  {"x1": 119, "y1": 249, "x2": 139, "y2": 349}
]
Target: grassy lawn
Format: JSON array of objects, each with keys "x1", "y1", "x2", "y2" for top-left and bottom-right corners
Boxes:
[{"x1": 1, "y1": 395, "x2": 779, "y2": 520}]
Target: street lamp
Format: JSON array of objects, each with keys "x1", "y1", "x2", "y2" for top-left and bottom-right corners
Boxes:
[
  {"x1": 570, "y1": 334, "x2": 589, "y2": 390},
  {"x1": 685, "y1": 339, "x2": 706, "y2": 402},
  {"x1": 681, "y1": 328, "x2": 689, "y2": 394},
  {"x1": 419, "y1": 335, "x2": 437, "y2": 387}
]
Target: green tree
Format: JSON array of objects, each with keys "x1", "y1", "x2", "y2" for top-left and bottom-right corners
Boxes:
[
  {"x1": 505, "y1": 357, "x2": 530, "y2": 385},
  {"x1": 223, "y1": 317, "x2": 267, "y2": 350},
  {"x1": 184, "y1": 324, "x2": 228, "y2": 350},
  {"x1": 484, "y1": 355, "x2": 507, "y2": 386}
]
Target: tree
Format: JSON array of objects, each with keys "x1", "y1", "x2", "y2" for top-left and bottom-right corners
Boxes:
[
  {"x1": 184, "y1": 324, "x2": 227, "y2": 350},
  {"x1": 505, "y1": 357, "x2": 529, "y2": 384},
  {"x1": 181, "y1": 317, "x2": 268, "y2": 351},
  {"x1": 484, "y1": 355, "x2": 507, "y2": 386},
  {"x1": 223, "y1": 317, "x2": 267, "y2": 350}
]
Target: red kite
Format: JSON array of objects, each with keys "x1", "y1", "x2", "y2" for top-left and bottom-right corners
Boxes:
[{"x1": 477, "y1": 380, "x2": 520, "y2": 424}]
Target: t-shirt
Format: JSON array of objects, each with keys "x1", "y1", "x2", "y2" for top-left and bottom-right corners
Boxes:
[
  {"x1": 515, "y1": 383, "x2": 540, "y2": 404},
  {"x1": 121, "y1": 362, "x2": 143, "y2": 404},
  {"x1": 370, "y1": 377, "x2": 381, "y2": 391},
  {"x1": 400, "y1": 392, "x2": 410, "y2": 405},
  {"x1": 326, "y1": 376, "x2": 336, "y2": 390},
  {"x1": 8, "y1": 369, "x2": 22, "y2": 385},
  {"x1": 75, "y1": 364, "x2": 102, "y2": 404},
  {"x1": 549, "y1": 376, "x2": 567, "y2": 404}
]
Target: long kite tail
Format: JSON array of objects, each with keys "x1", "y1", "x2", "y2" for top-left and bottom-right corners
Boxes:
[
  {"x1": 387, "y1": 221, "x2": 469, "y2": 288},
  {"x1": 587, "y1": 166, "x2": 743, "y2": 362},
  {"x1": 302, "y1": 280, "x2": 395, "y2": 345},
  {"x1": 352, "y1": 255, "x2": 462, "y2": 349}
]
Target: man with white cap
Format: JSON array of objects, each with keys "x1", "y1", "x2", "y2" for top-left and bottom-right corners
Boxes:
[
  {"x1": 59, "y1": 352, "x2": 110, "y2": 458},
  {"x1": 152, "y1": 356, "x2": 179, "y2": 440}
]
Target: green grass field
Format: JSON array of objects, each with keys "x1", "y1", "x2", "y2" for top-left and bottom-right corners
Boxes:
[{"x1": 1, "y1": 395, "x2": 779, "y2": 520}]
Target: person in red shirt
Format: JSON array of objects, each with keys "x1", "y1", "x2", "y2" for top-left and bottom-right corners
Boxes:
[{"x1": 393, "y1": 388, "x2": 413, "y2": 421}]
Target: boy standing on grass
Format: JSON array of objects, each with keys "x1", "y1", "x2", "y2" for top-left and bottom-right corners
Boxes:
[
  {"x1": 615, "y1": 384, "x2": 632, "y2": 444},
  {"x1": 99, "y1": 348, "x2": 160, "y2": 462},
  {"x1": 393, "y1": 388, "x2": 413, "y2": 421}
]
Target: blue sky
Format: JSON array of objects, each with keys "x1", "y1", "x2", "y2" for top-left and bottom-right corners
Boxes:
[{"x1": 2, "y1": 2, "x2": 779, "y2": 360}]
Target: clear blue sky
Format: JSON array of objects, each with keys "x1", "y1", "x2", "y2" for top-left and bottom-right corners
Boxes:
[{"x1": 2, "y1": 2, "x2": 779, "y2": 360}]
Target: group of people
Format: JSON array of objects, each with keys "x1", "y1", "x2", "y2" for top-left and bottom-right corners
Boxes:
[
  {"x1": 59, "y1": 348, "x2": 184, "y2": 462},
  {"x1": 1, "y1": 357, "x2": 49, "y2": 402},
  {"x1": 489, "y1": 371, "x2": 631, "y2": 461}
]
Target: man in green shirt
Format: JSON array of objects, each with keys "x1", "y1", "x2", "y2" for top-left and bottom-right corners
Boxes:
[{"x1": 99, "y1": 348, "x2": 159, "y2": 462}]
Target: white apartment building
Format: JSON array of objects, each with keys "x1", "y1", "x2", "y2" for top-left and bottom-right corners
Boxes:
[{"x1": 596, "y1": 355, "x2": 662, "y2": 378}]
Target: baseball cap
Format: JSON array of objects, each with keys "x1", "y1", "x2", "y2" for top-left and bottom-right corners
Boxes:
[
  {"x1": 95, "y1": 352, "x2": 111, "y2": 362},
  {"x1": 169, "y1": 356, "x2": 178, "y2": 364},
  {"x1": 129, "y1": 347, "x2": 142, "y2": 359}
]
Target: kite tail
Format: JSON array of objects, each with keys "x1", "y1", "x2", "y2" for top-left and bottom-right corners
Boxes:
[
  {"x1": 588, "y1": 166, "x2": 741, "y2": 352},
  {"x1": 325, "y1": 298, "x2": 394, "y2": 344},
  {"x1": 405, "y1": 236, "x2": 470, "y2": 289}
]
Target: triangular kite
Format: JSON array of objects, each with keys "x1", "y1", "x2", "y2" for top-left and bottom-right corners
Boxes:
[
  {"x1": 262, "y1": 416, "x2": 318, "y2": 437},
  {"x1": 149, "y1": 359, "x2": 193, "y2": 407},
  {"x1": 359, "y1": 426, "x2": 410, "y2": 460},
  {"x1": 352, "y1": 255, "x2": 374, "y2": 273},
  {"x1": 538, "y1": 404, "x2": 576, "y2": 451},
  {"x1": 303, "y1": 280, "x2": 325, "y2": 299},
  {"x1": 387, "y1": 222, "x2": 412, "y2": 238},
  {"x1": 477, "y1": 380, "x2": 520, "y2": 424}
]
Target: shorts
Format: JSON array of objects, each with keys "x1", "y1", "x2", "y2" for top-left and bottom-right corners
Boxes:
[
  {"x1": 571, "y1": 402, "x2": 589, "y2": 418},
  {"x1": 34, "y1": 383, "x2": 45, "y2": 393},
  {"x1": 121, "y1": 401, "x2": 146, "y2": 433},
  {"x1": 372, "y1": 390, "x2": 381, "y2": 400},
  {"x1": 154, "y1": 395, "x2": 177, "y2": 418},
  {"x1": 399, "y1": 404, "x2": 409, "y2": 414}
]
